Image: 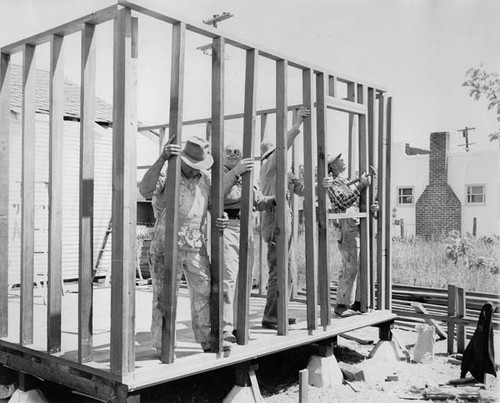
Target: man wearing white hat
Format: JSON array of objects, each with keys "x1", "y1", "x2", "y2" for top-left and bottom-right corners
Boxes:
[
  {"x1": 221, "y1": 141, "x2": 277, "y2": 343},
  {"x1": 140, "y1": 136, "x2": 229, "y2": 353}
]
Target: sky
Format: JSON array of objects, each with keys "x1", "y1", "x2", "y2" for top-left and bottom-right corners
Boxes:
[{"x1": 1, "y1": 0, "x2": 499, "y2": 152}]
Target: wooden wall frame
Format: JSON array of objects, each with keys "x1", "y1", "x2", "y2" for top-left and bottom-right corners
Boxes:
[{"x1": 0, "y1": 2, "x2": 393, "y2": 400}]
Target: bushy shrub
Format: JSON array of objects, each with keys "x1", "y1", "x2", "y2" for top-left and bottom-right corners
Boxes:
[{"x1": 445, "y1": 230, "x2": 499, "y2": 275}]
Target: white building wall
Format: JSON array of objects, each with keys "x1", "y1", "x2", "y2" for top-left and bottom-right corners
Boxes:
[
  {"x1": 390, "y1": 142, "x2": 428, "y2": 237},
  {"x1": 448, "y1": 150, "x2": 500, "y2": 237},
  {"x1": 391, "y1": 141, "x2": 500, "y2": 237}
]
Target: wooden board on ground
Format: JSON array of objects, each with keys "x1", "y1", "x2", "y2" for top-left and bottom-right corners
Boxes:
[
  {"x1": 412, "y1": 302, "x2": 447, "y2": 340},
  {"x1": 339, "y1": 333, "x2": 374, "y2": 345}
]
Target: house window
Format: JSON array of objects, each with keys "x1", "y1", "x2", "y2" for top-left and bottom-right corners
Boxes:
[
  {"x1": 466, "y1": 185, "x2": 485, "y2": 204},
  {"x1": 397, "y1": 187, "x2": 414, "y2": 205}
]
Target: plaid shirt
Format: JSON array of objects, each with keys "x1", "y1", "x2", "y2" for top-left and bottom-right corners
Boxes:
[
  {"x1": 327, "y1": 176, "x2": 361, "y2": 238},
  {"x1": 327, "y1": 176, "x2": 360, "y2": 213}
]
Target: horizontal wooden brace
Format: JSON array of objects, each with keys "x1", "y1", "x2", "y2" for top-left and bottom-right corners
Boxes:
[
  {"x1": 326, "y1": 96, "x2": 367, "y2": 115},
  {"x1": 0, "y1": 340, "x2": 119, "y2": 381},
  {"x1": 394, "y1": 310, "x2": 500, "y2": 329},
  {"x1": 138, "y1": 104, "x2": 304, "y2": 132},
  {"x1": 139, "y1": 95, "x2": 369, "y2": 133},
  {"x1": 118, "y1": 0, "x2": 387, "y2": 92},
  {"x1": 1, "y1": 6, "x2": 117, "y2": 55},
  {"x1": 0, "y1": 350, "x2": 121, "y2": 401},
  {"x1": 328, "y1": 212, "x2": 369, "y2": 220}
]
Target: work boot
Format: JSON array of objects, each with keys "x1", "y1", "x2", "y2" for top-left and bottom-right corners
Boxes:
[
  {"x1": 223, "y1": 330, "x2": 237, "y2": 344},
  {"x1": 334, "y1": 304, "x2": 359, "y2": 318},
  {"x1": 201, "y1": 341, "x2": 212, "y2": 352},
  {"x1": 261, "y1": 318, "x2": 296, "y2": 330},
  {"x1": 351, "y1": 301, "x2": 361, "y2": 312}
]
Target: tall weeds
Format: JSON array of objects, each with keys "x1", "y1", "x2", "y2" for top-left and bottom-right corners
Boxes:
[{"x1": 253, "y1": 224, "x2": 500, "y2": 294}]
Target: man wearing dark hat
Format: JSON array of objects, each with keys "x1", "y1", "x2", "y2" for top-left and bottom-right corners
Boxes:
[
  {"x1": 140, "y1": 136, "x2": 229, "y2": 353},
  {"x1": 259, "y1": 106, "x2": 310, "y2": 329},
  {"x1": 322, "y1": 153, "x2": 371, "y2": 317}
]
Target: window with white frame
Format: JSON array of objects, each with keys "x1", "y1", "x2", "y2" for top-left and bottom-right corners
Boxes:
[
  {"x1": 397, "y1": 187, "x2": 414, "y2": 205},
  {"x1": 466, "y1": 185, "x2": 486, "y2": 204}
]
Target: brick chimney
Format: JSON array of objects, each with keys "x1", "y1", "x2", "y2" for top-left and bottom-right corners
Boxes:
[{"x1": 416, "y1": 132, "x2": 461, "y2": 239}]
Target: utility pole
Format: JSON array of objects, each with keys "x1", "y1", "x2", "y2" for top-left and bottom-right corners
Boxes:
[
  {"x1": 457, "y1": 126, "x2": 476, "y2": 152},
  {"x1": 203, "y1": 12, "x2": 233, "y2": 28},
  {"x1": 197, "y1": 12, "x2": 234, "y2": 56}
]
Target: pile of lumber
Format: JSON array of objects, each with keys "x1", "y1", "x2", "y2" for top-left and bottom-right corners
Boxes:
[{"x1": 297, "y1": 283, "x2": 500, "y2": 338}]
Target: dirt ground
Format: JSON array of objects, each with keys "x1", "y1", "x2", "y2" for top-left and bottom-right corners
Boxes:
[
  {"x1": 263, "y1": 326, "x2": 500, "y2": 403},
  {"x1": 28, "y1": 325, "x2": 499, "y2": 402}
]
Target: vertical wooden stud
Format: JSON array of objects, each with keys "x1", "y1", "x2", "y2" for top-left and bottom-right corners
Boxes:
[
  {"x1": 210, "y1": 35, "x2": 225, "y2": 353},
  {"x1": 157, "y1": 21, "x2": 186, "y2": 364},
  {"x1": 384, "y1": 97, "x2": 392, "y2": 310},
  {"x1": 291, "y1": 108, "x2": 299, "y2": 299},
  {"x1": 21, "y1": 44, "x2": 36, "y2": 346},
  {"x1": 367, "y1": 87, "x2": 376, "y2": 309},
  {"x1": 358, "y1": 84, "x2": 370, "y2": 312},
  {"x1": 47, "y1": 34, "x2": 64, "y2": 353},
  {"x1": 236, "y1": 48, "x2": 257, "y2": 345},
  {"x1": 456, "y1": 287, "x2": 466, "y2": 353},
  {"x1": 259, "y1": 113, "x2": 268, "y2": 297},
  {"x1": 302, "y1": 68, "x2": 317, "y2": 332},
  {"x1": 205, "y1": 122, "x2": 212, "y2": 141},
  {"x1": 275, "y1": 59, "x2": 289, "y2": 335},
  {"x1": 447, "y1": 284, "x2": 456, "y2": 354},
  {"x1": 347, "y1": 83, "x2": 357, "y2": 179},
  {"x1": 316, "y1": 72, "x2": 330, "y2": 328},
  {"x1": 78, "y1": 22, "x2": 96, "y2": 364},
  {"x1": 376, "y1": 93, "x2": 386, "y2": 310},
  {"x1": 328, "y1": 75, "x2": 337, "y2": 98},
  {"x1": 0, "y1": 53, "x2": 10, "y2": 338}
]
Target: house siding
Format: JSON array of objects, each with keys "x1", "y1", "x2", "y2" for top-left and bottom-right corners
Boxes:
[{"x1": 8, "y1": 113, "x2": 112, "y2": 284}]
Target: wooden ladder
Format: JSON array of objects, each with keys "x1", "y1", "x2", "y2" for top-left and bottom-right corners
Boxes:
[{"x1": 93, "y1": 219, "x2": 112, "y2": 282}]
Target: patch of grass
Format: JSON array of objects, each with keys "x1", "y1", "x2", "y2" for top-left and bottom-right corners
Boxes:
[
  {"x1": 392, "y1": 234, "x2": 499, "y2": 293},
  {"x1": 253, "y1": 224, "x2": 500, "y2": 295}
]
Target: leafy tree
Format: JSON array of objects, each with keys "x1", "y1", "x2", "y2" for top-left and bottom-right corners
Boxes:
[{"x1": 463, "y1": 65, "x2": 500, "y2": 145}]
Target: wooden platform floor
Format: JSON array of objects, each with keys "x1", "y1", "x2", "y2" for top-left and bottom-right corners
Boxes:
[{"x1": 1, "y1": 283, "x2": 395, "y2": 391}]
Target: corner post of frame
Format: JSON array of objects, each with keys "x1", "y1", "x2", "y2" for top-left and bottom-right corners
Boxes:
[
  {"x1": 0, "y1": 53, "x2": 11, "y2": 338},
  {"x1": 111, "y1": 5, "x2": 137, "y2": 375}
]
